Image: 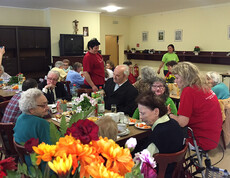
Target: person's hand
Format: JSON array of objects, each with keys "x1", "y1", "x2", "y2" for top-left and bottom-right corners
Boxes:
[
  {"x1": 0, "y1": 46, "x2": 5, "y2": 56},
  {"x1": 45, "y1": 84, "x2": 55, "y2": 90},
  {"x1": 157, "y1": 69, "x2": 160, "y2": 74},
  {"x1": 92, "y1": 85, "x2": 98, "y2": 92},
  {"x1": 167, "y1": 104, "x2": 171, "y2": 114}
]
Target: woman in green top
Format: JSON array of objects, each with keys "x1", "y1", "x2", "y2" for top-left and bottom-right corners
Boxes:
[
  {"x1": 157, "y1": 44, "x2": 179, "y2": 76},
  {"x1": 132, "y1": 77, "x2": 177, "y2": 119}
]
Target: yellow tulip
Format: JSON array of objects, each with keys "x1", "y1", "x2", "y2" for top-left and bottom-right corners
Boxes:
[{"x1": 48, "y1": 153, "x2": 72, "y2": 176}]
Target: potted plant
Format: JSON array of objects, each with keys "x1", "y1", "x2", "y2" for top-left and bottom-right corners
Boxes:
[
  {"x1": 131, "y1": 48, "x2": 136, "y2": 53},
  {"x1": 194, "y1": 46, "x2": 200, "y2": 55}
]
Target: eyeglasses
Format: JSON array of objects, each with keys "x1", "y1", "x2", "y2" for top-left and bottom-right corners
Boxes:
[
  {"x1": 47, "y1": 77, "x2": 58, "y2": 81},
  {"x1": 152, "y1": 85, "x2": 164, "y2": 89},
  {"x1": 37, "y1": 103, "x2": 48, "y2": 108}
]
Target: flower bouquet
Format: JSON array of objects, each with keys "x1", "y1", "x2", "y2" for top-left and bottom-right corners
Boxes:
[
  {"x1": 8, "y1": 119, "x2": 134, "y2": 178},
  {"x1": 193, "y1": 46, "x2": 200, "y2": 55},
  {"x1": 166, "y1": 74, "x2": 175, "y2": 83},
  {"x1": 7, "y1": 73, "x2": 24, "y2": 85}
]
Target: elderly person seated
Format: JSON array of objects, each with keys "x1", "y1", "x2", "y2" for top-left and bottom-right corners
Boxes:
[
  {"x1": 206, "y1": 71, "x2": 230, "y2": 99},
  {"x1": 134, "y1": 91, "x2": 184, "y2": 177},
  {"x1": 95, "y1": 116, "x2": 118, "y2": 141},
  {"x1": 13, "y1": 88, "x2": 51, "y2": 167},
  {"x1": 170, "y1": 62, "x2": 222, "y2": 151},
  {"x1": 133, "y1": 66, "x2": 156, "y2": 94},
  {"x1": 0, "y1": 47, "x2": 11, "y2": 82},
  {"x1": 104, "y1": 65, "x2": 138, "y2": 116},
  {"x1": 106, "y1": 60, "x2": 115, "y2": 71},
  {"x1": 62, "y1": 59, "x2": 72, "y2": 73},
  {"x1": 51, "y1": 61, "x2": 67, "y2": 81},
  {"x1": 66, "y1": 62, "x2": 84, "y2": 89},
  {"x1": 38, "y1": 70, "x2": 71, "y2": 104},
  {"x1": 133, "y1": 77, "x2": 177, "y2": 119},
  {"x1": 2, "y1": 78, "x2": 38, "y2": 123}
]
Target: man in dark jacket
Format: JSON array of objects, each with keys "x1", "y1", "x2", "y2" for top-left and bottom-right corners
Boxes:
[
  {"x1": 104, "y1": 65, "x2": 138, "y2": 116},
  {"x1": 38, "y1": 70, "x2": 71, "y2": 104}
]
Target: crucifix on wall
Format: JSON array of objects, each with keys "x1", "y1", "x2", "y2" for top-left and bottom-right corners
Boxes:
[{"x1": 73, "y1": 19, "x2": 79, "y2": 34}]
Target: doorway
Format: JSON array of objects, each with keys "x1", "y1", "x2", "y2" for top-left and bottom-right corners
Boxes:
[{"x1": 105, "y1": 35, "x2": 119, "y2": 66}]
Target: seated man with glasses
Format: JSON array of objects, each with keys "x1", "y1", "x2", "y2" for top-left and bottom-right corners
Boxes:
[{"x1": 38, "y1": 70, "x2": 71, "y2": 104}]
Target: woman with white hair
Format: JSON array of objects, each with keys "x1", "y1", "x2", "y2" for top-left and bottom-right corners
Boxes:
[
  {"x1": 133, "y1": 66, "x2": 156, "y2": 94},
  {"x1": 14, "y1": 88, "x2": 51, "y2": 145},
  {"x1": 13, "y1": 88, "x2": 51, "y2": 167},
  {"x1": 206, "y1": 71, "x2": 230, "y2": 99}
]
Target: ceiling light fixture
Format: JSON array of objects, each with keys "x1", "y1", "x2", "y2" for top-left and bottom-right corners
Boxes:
[{"x1": 102, "y1": 5, "x2": 122, "y2": 12}]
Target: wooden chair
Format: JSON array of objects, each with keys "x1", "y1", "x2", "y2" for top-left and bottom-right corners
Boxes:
[
  {"x1": 61, "y1": 81, "x2": 71, "y2": 95},
  {"x1": 154, "y1": 141, "x2": 189, "y2": 178},
  {"x1": 77, "y1": 88, "x2": 93, "y2": 96},
  {"x1": 13, "y1": 138, "x2": 29, "y2": 164},
  {"x1": 0, "y1": 100, "x2": 10, "y2": 122},
  {"x1": 0, "y1": 123, "x2": 18, "y2": 160}
]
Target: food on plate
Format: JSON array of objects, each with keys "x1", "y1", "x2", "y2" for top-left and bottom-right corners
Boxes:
[
  {"x1": 55, "y1": 113, "x2": 62, "y2": 119},
  {"x1": 129, "y1": 118, "x2": 136, "y2": 123},
  {"x1": 88, "y1": 117, "x2": 99, "y2": 122},
  {"x1": 135, "y1": 122, "x2": 151, "y2": 129},
  {"x1": 12, "y1": 85, "x2": 19, "y2": 90}
]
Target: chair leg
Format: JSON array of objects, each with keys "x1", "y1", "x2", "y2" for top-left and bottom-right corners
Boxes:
[{"x1": 221, "y1": 131, "x2": 226, "y2": 150}]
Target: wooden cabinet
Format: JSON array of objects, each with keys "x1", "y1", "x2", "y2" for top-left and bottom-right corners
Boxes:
[
  {"x1": 125, "y1": 51, "x2": 230, "y2": 65},
  {"x1": 0, "y1": 26, "x2": 51, "y2": 80},
  {"x1": 52, "y1": 55, "x2": 110, "y2": 65}
]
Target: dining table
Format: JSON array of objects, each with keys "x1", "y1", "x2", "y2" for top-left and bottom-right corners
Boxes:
[
  {"x1": 47, "y1": 114, "x2": 151, "y2": 147},
  {"x1": 0, "y1": 88, "x2": 17, "y2": 100}
]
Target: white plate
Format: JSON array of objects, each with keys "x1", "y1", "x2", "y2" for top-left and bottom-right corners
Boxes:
[
  {"x1": 48, "y1": 104, "x2": 56, "y2": 109},
  {"x1": 51, "y1": 117, "x2": 70, "y2": 123},
  {"x1": 118, "y1": 128, "x2": 130, "y2": 136},
  {"x1": 135, "y1": 122, "x2": 151, "y2": 130}
]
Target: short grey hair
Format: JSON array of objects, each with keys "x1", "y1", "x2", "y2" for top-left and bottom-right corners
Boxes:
[
  {"x1": 121, "y1": 64, "x2": 130, "y2": 76},
  {"x1": 206, "y1": 71, "x2": 221, "y2": 85},
  {"x1": 141, "y1": 66, "x2": 156, "y2": 83},
  {"x1": 55, "y1": 61, "x2": 64, "y2": 68},
  {"x1": 48, "y1": 70, "x2": 60, "y2": 79},
  {"x1": 1, "y1": 65, "x2": 4, "y2": 72},
  {"x1": 19, "y1": 88, "x2": 44, "y2": 114}
]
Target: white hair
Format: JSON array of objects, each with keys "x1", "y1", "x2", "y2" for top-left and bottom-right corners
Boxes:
[
  {"x1": 1, "y1": 65, "x2": 4, "y2": 72},
  {"x1": 48, "y1": 70, "x2": 60, "y2": 78},
  {"x1": 141, "y1": 66, "x2": 156, "y2": 83},
  {"x1": 55, "y1": 61, "x2": 64, "y2": 68},
  {"x1": 120, "y1": 64, "x2": 129, "y2": 76},
  {"x1": 206, "y1": 71, "x2": 221, "y2": 85},
  {"x1": 19, "y1": 88, "x2": 43, "y2": 114}
]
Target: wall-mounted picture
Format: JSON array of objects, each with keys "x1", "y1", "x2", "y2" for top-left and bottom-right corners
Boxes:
[
  {"x1": 142, "y1": 31, "x2": 148, "y2": 42},
  {"x1": 175, "y1": 29, "x2": 183, "y2": 41},
  {"x1": 83, "y1": 27, "x2": 89, "y2": 36},
  {"x1": 158, "y1": 30, "x2": 165, "y2": 41}
]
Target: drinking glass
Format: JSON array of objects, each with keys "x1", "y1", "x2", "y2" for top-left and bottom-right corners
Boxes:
[{"x1": 111, "y1": 104, "x2": 117, "y2": 113}]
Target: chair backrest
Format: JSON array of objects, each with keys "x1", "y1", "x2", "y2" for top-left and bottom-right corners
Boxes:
[
  {"x1": 154, "y1": 141, "x2": 189, "y2": 178},
  {"x1": 13, "y1": 138, "x2": 30, "y2": 164},
  {"x1": 61, "y1": 81, "x2": 71, "y2": 95},
  {"x1": 0, "y1": 122, "x2": 18, "y2": 158},
  {"x1": 77, "y1": 88, "x2": 93, "y2": 96},
  {"x1": 0, "y1": 100, "x2": 10, "y2": 121}
]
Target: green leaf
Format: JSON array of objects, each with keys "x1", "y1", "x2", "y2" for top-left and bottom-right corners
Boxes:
[
  {"x1": 30, "y1": 152, "x2": 37, "y2": 166},
  {"x1": 6, "y1": 170, "x2": 22, "y2": 178},
  {"x1": 43, "y1": 162, "x2": 51, "y2": 178},
  {"x1": 50, "y1": 122, "x2": 61, "y2": 144},
  {"x1": 68, "y1": 113, "x2": 82, "y2": 128},
  {"x1": 22, "y1": 163, "x2": 28, "y2": 175},
  {"x1": 29, "y1": 166, "x2": 36, "y2": 178},
  {"x1": 51, "y1": 174, "x2": 58, "y2": 178},
  {"x1": 60, "y1": 115, "x2": 68, "y2": 136}
]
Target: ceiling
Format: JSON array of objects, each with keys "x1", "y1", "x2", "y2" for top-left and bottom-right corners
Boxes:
[{"x1": 0, "y1": 0, "x2": 229, "y2": 16}]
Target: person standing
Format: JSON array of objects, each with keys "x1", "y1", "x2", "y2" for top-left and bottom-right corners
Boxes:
[
  {"x1": 157, "y1": 44, "x2": 179, "y2": 76},
  {"x1": 83, "y1": 38, "x2": 105, "y2": 92}
]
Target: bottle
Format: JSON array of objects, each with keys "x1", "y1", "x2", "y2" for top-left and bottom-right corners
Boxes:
[
  {"x1": 71, "y1": 84, "x2": 78, "y2": 98},
  {"x1": 97, "y1": 96, "x2": 105, "y2": 116},
  {"x1": 98, "y1": 86, "x2": 104, "y2": 99}
]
